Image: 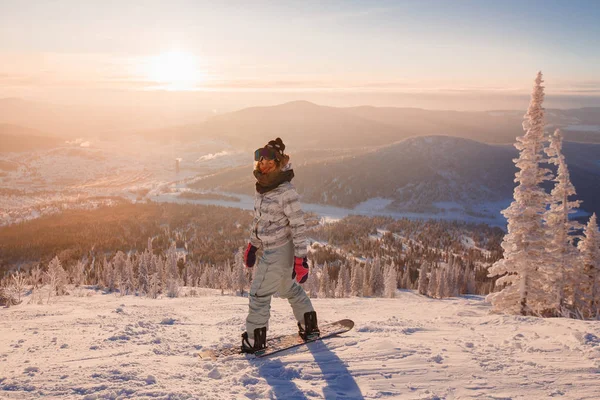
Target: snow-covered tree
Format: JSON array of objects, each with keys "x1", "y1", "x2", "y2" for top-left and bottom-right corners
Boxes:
[
  {"x1": 427, "y1": 267, "x2": 438, "y2": 298},
  {"x1": 46, "y1": 256, "x2": 68, "y2": 298},
  {"x1": 305, "y1": 260, "x2": 319, "y2": 297},
  {"x1": 102, "y1": 259, "x2": 115, "y2": 292},
  {"x1": 199, "y1": 268, "x2": 210, "y2": 288},
  {"x1": 219, "y1": 260, "x2": 228, "y2": 294},
  {"x1": 402, "y1": 267, "x2": 411, "y2": 289},
  {"x1": 417, "y1": 264, "x2": 429, "y2": 295},
  {"x1": 319, "y1": 263, "x2": 333, "y2": 299},
  {"x1": 10, "y1": 271, "x2": 26, "y2": 304},
  {"x1": 350, "y1": 263, "x2": 362, "y2": 297},
  {"x1": 29, "y1": 264, "x2": 42, "y2": 289},
  {"x1": 577, "y1": 214, "x2": 600, "y2": 318},
  {"x1": 362, "y1": 262, "x2": 372, "y2": 297},
  {"x1": 488, "y1": 72, "x2": 553, "y2": 316},
  {"x1": 466, "y1": 268, "x2": 477, "y2": 295},
  {"x1": 544, "y1": 129, "x2": 581, "y2": 312},
  {"x1": 138, "y1": 249, "x2": 151, "y2": 295},
  {"x1": 232, "y1": 248, "x2": 248, "y2": 296},
  {"x1": 436, "y1": 267, "x2": 449, "y2": 298},
  {"x1": 110, "y1": 251, "x2": 127, "y2": 293},
  {"x1": 121, "y1": 255, "x2": 136, "y2": 295},
  {"x1": 456, "y1": 265, "x2": 466, "y2": 294},
  {"x1": 165, "y1": 243, "x2": 181, "y2": 298},
  {"x1": 319, "y1": 263, "x2": 331, "y2": 298},
  {"x1": 335, "y1": 264, "x2": 350, "y2": 298},
  {"x1": 148, "y1": 272, "x2": 160, "y2": 299},
  {"x1": 384, "y1": 264, "x2": 398, "y2": 298},
  {"x1": 185, "y1": 262, "x2": 197, "y2": 288},
  {"x1": 447, "y1": 263, "x2": 459, "y2": 297},
  {"x1": 72, "y1": 261, "x2": 86, "y2": 287},
  {"x1": 371, "y1": 257, "x2": 385, "y2": 297}
]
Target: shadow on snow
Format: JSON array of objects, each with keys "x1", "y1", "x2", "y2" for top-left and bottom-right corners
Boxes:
[{"x1": 256, "y1": 339, "x2": 363, "y2": 400}]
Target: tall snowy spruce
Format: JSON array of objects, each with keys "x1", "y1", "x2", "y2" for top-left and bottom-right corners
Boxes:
[
  {"x1": 544, "y1": 129, "x2": 581, "y2": 314},
  {"x1": 488, "y1": 72, "x2": 552, "y2": 316},
  {"x1": 577, "y1": 214, "x2": 600, "y2": 319}
]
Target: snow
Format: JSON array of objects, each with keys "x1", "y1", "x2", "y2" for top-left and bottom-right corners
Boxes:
[{"x1": 2, "y1": 288, "x2": 600, "y2": 399}]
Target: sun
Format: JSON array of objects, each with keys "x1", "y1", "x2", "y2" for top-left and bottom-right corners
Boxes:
[{"x1": 145, "y1": 50, "x2": 202, "y2": 90}]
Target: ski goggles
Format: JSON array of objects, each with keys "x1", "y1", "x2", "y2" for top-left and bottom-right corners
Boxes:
[{"x1": 254, "y1": 147, "x2": 278, "y2": 161}]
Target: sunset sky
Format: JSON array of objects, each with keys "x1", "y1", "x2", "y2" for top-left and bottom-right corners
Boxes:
[{"x1": 1, "y1": 0, "x2": 599, "y2": 109}]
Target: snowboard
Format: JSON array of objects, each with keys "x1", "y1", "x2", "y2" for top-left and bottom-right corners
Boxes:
[{"x1": 199, "y1": 319, "x2": 354, "y2": 360}]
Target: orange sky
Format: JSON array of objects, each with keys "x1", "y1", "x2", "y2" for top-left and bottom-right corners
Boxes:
[{"x1": 1, "y1": 1, "x2": 599, "y2": 110}]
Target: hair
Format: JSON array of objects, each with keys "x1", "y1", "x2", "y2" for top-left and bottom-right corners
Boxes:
[{"x1": 255, "y1": 138, "x2": 289, "y2": 171}]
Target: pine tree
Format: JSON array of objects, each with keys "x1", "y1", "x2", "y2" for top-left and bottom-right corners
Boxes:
[
  {"x1": 46, "y1": 256, "x2": 68, "y2": 298},
  {"x1": 72, "y1": 261, "x2": 86, "y2": 287},
  {"x1": 350, "y1": 263, "x2": 362, "y2": 297},
  {"x1": 371, "y1": 257, "x2": 385, "y2": 297},
  {"x1": 384, "y1": 264, "x2": 398, "y2": 298},
  {"x1": 122, "y1": 255, "x2": 136, "y2": 295},
  {"x1": 306, "y1": 260, "x2": 319, "y2": 297},
  {"x1": 544, "y1": 129, "x2": 581, "y2": 312},
  {"x1": 156, "y1": 256, "x2": 167, "y2": 294},
  {"x1": 427, "y1": 267, "x2": 438, "y2": 298},
  {"x1": 29, "y1": 264, "x2": 42, "y2": 289},
  {"x1": 447, "y1": 263, "x2": 459, "y2": 297},
  {"x1": 417, "y1": 263, "x2": 429, "y2": 295},
  {"x1": 138, "y1": 249, "x2": 151, "y2": 295},
  {"x1": 112, "y1": 251, "x2": 127, "y2": 293},
  {"x1": 199, "y1": 268, "x2": 209, "y2": 288},
  {"x1": 335, "y1": 264, "x2": 350, "y2": 298},
  {"x1": 319, "y1": 263, "x2": 331, "y2": 298},
  {"x1": 577, "y1": 214, "x2": 600, "y2": 318},
  {"x1": 488, "y1": 72, "x2": 552, "y2": 315},
  {"x1": 436, "y1": 267, "x2": 448, "y2": 298},
  {"x1": 148, "y1": 272, "x2": 160, "y2": 299},
  {"x1": 165, "y1": 243, "x2": 180, "y2": 297},
  {"x1": 402, "y1": 266, "x2": 411, "y2": 289},
  {"x1": 362, "y1": 262, "x2": 372, "y2": 297},
  {"x1": 232, "y1": 247, "x2": 248, "y2": 296},
  {"x1": 103, "y1": 260, "x2": 116, "y2": 292},
  {"x1": 466, "y1": 268, "x2": 477, "y2": 295}
]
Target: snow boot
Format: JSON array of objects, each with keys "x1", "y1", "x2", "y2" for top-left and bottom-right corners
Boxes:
[
  {"x1": 298, "y1": 311, "x2": 320, "y2": 341},
  {"x1": 241, "y1": 327, "x2": 267, "y2": 354}
]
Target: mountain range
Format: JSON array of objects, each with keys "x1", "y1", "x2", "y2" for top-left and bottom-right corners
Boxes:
[
  {"x1": 142, "y1": 101, "x2": 600, "y2": 147},
  {"x1": 3, "y1": 99, "x2": 600, "y2": 147},
  {"x1": 0, "y1": 124, "x2": 63, "y2": 152},
  {"x1": 2, "y1": 99, "x2": 599, "y2": 220},
  {"x1": 189, "y1": 135, "x2": 600, "y2": 219}
]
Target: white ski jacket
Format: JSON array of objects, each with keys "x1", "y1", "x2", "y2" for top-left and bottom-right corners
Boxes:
[{"x1": 249, "y1": 181, "x2": 308, "y2": 258}]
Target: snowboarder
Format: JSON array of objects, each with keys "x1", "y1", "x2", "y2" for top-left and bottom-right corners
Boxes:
[{"x1": 242, "y1": 137, "x2": 319, "y2": 353}]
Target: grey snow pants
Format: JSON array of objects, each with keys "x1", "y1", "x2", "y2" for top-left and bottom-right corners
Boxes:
[{"x1": 246, "y1": 240, "x2": 314, "y2": 339}]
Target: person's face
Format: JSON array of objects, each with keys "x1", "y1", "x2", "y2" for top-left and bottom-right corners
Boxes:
[{"x1": 258, "y1": 158, "x2": 276, "y2": 174}]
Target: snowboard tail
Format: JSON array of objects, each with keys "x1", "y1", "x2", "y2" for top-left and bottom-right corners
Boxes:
[{"x1": 199, "y1": 319, "x2": 354, "y2": 360}]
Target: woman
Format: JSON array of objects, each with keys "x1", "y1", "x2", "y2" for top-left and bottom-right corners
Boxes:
[{"x1": 242, "y1": 137, "x2": 319, "y2": 353}]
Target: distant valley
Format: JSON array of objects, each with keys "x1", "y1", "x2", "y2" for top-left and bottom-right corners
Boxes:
[{"x1": 2, "y1": 99, "x2": 600, "y2": 226}]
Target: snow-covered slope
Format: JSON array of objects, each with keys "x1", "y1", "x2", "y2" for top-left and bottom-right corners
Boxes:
[{"x1": 1, "y1": 288, "x2": 599, "y2": 399}]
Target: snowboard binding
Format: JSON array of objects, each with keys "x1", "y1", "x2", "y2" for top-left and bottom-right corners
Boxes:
[
  {"x1": 241, "y1": 327, "x2": 267, "y2": 354},
  {"x1": 298, "y1": 311, "x2": 320, "y2": 341}
]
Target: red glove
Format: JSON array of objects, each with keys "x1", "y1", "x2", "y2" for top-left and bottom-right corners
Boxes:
[
  {"x1": 292, "y1": 257, "x2": 309, "y2": 284},
  {"x1": 244, "y1": 243, "x2": 258, "y2": 268}
]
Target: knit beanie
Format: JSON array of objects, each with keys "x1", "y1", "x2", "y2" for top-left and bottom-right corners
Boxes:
[{"x1": 265, "y1": 137, "x2": 285, "y2": 160}]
